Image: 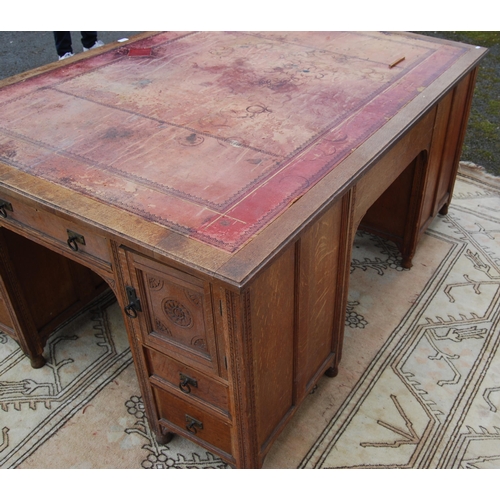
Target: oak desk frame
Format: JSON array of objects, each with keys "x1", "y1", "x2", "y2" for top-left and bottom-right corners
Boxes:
[{"x1": 0, "y1": 32, "x2": 487, "y2": 468}]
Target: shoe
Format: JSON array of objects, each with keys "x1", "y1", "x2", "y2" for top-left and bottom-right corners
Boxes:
[
  {"x1": 58, "y1": 52, "x2": 74, "y2": 60},
  {"x1": 83, "y1": 40, "x2": 104, "y2": 52}
]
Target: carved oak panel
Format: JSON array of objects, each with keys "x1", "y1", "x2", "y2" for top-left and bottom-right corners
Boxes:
[{"x1": 127, "y1": 252, "x2": 220, "y2": 372}]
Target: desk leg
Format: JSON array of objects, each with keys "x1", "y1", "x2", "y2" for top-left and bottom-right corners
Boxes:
[
  {"x1": 155, "y1": 431, "x2": 174, "y2": 445},
  {"x1": 0, "y1": 230, "x2": 46, "y2": 367},
  {"x1": 324, "y1": 366, "x2": 339, "y2": 378},
  {"x1": 360, "y1": 152, "x2": 428, "y2": 269},
  {"x1": 439, "y1": 204, "x2": 449, "y2": 216}
]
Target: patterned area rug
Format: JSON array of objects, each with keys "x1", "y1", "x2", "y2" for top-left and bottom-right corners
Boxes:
[{"x1": 1, "y1": 164, "x2": 499, "y2": 469}]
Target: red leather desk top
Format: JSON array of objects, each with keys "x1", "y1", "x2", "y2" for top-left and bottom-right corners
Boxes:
[{"x1": 0, "y1": 32, "x2": 466, "y2": 252}]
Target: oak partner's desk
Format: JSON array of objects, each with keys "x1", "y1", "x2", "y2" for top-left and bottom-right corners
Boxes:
[{"x1": 0, "y1": 32, "x2": 486, "y2": 467}]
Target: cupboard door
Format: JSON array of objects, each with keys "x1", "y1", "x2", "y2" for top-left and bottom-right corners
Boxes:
[{"x1": 127, "y1": 252, "x2": 222, "y2": 374}]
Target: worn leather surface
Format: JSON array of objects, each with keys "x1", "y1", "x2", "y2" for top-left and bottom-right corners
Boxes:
[{"x1": 0, "y1": 32, "x2": 466, "y2": 251}]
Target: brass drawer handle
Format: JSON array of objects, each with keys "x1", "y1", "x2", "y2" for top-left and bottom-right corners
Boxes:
[
  {"x1": 185, "y1": 415, "x2": 203, "y2": 434},
  {"x1": 0, "y1": 200, "x2": 13, "y2": 218},
  {"x1": 67, "y1": 230, "x2": 86, "y2": 251},
  {"x1": 179, "y1": 373, "x2": 198, "y2": 394}
]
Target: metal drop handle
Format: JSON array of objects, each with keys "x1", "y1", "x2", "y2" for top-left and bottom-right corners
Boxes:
[
  {"x1": 67, "y1": 236, "x2": 79, "y2": 251},
  {"x1": 0, "y1": 200, "x2": 13, "y2": 218},
  {"x1": 185, "y1": 415, "x2": 203, "y2": 434},
  {"x1": 66, "y1": 230, "x2": 86, "y2": 252},
  {"x1": 179, "y1": 373, "x2": 198, "y2": 394},
  {"x1": 124, "y1": 303, "x2": 138, "y2": 318},
  {"x1": 124, "y1": 286, "x2": 142, "y2": 318}
]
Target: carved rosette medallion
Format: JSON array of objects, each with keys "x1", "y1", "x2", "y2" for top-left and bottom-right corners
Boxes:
[{"x1": 162, "y1": 299, "x2": 193, "y2": 328}]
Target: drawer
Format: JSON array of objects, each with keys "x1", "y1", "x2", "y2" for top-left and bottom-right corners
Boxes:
[
  {"x1": 0, "y1": 195, "x2": 112, "y2": 273},
  {"x1": 145, "y1": 347, "x2": 229, "y2": 415},
  {"x1": 153, "y1": 385, "x2": 233, "y2": 458}
]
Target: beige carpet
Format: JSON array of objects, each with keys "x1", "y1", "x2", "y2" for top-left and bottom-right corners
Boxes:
[{"x1": 1, "y1": 164, "x2": 499, "y2": 469}]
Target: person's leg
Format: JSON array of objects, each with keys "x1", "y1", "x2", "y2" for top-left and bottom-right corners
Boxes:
[
  {"x1": 81, "y1": 32, "x2": 98, "y2": 50},
  {"x1": 53, "y1": 32, "x2": 73, "y2": 57}
]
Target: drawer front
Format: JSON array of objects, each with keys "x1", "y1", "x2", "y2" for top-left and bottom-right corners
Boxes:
[
  {"x1": 0, "y1": 195, "x2": 112, "y2": 272},
  {"x1": 146, "y1": 347, "x2": 229, "y2": 414},
  {"x1": 153, "y1": 386, "x2": 233, "y2": 457}
]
